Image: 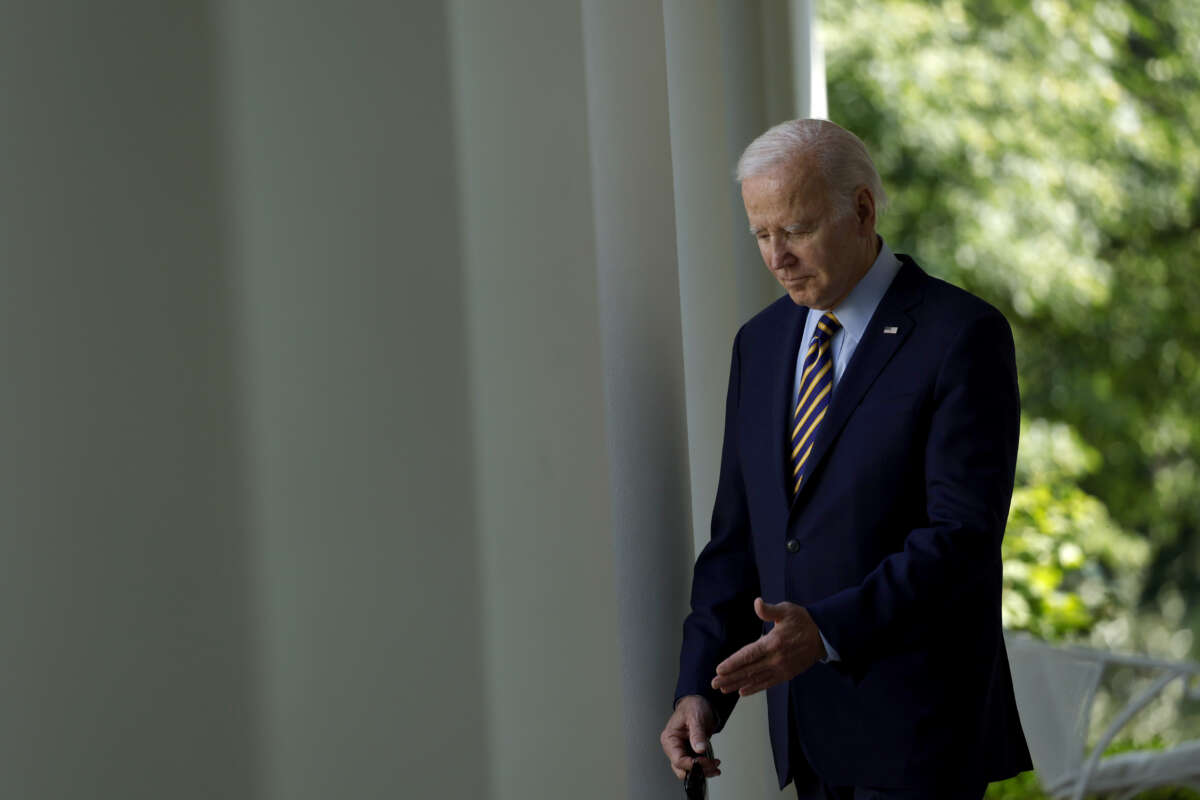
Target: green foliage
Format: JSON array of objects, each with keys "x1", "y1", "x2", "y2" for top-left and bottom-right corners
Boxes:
[
  {"x1": 985, "y1": 738, "x2": 1200, "y2": 798},
  {"x1": 823, "y1": 3, "x2": 1200, "y2": 788},
  {"x1": 986, "y1": 769, "x2": 1047, "y2": 799},
  {"x1": 1004, "y1": 418, "x2": 1149, "y2": 638},
  {"x1": 822, "y1": 0, "x2": 1200, "y2": 649},
  {"x1": 987, "y1": 771, "x2": 1200, "y2": 800}
]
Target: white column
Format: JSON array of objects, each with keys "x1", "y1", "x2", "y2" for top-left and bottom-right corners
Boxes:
[
  {"x1": 720, "y1": 0, "x2": 798, "y2": 338},
  {"x1": 219, "y1": 1, "x2": 488, "y2": 797},
  {"x1": 791, "y1": 0, "x2": 829, "y2": 119},
  {"x1": 0, "y1": 1, "x2": 255, "y2": 797},
  {"x1": 662, "y1": 0, "x2": 741, "y2": 561},
  {"x1": 579, "y1": 2, "x2": 695, "y2": 797},
  {"x1": 448, "y1": 1, "x2": 628, "y2": 798},
  {"x1": 666, "y1": 1, "x2": 825, "y2": 797},
  {"x1": 663, "y1": 3, "x2": 793, "y2": 798},
  {"x1": 759, "y1": 0, "x2": 800, "y2": 126}
]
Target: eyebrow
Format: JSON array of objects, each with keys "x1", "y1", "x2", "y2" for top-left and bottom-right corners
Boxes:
[{"x1": 748, "y1": 221, "x2": 814, "y2": 234}]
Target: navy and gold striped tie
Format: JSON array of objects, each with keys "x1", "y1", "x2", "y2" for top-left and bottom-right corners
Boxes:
[{"x1": 791, "y1": 312, "x2": 841, "y2": 498}]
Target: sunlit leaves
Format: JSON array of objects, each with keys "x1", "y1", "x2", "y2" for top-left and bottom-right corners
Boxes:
[
  {"x1": 1003, "y1": 417, "x2": 1149, "y2": 638},
  {"x1": 824, "y1": 0, "x2": 1200, "y2": 651}
]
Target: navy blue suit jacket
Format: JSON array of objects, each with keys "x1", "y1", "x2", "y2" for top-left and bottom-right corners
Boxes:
[{"x1": 674, "y1": 256, "x2": 1033, "y2": 790}]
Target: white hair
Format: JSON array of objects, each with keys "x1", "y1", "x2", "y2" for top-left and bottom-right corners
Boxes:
[{"x1": 736, "y1": 118, "x2": 889, "y2": 216}]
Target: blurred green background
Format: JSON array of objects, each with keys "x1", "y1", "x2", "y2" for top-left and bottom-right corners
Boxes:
[{"x1": 821, "y1": 0, "x2": 1199, "y2": 794}]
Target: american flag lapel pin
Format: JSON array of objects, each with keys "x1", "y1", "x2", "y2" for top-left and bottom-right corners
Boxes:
[{"x1": 883, "y1": 326, "x2": 899, "y2": 335}]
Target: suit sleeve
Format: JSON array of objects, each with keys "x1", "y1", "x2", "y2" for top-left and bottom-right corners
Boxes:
[
  {"x1": 805, "y1": 309, "x2": 1020, "y2": 667},
  {"x1": 673, "y1": 329, "x2": 763, "y2": 730}
]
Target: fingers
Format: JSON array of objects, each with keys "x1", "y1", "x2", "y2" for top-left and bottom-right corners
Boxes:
[
  {"x1": 753, "y1": 596, "x2": 771, "y2": 621},
  {"x1": 682, "y1": 709, "x2": 721, "y2": 778},
  {"x1": 713, "y1": 638, "x2": 777, "y2": 693},
  {"x1": 715, "y1": 664, "x2": 780, "y2": 695},
  {"x1": 662, "y1": 725, "x2": 692, "y2": 780},
  {"x1": 714, "y1": 639, "x2": 768, "y2": 679},
  {"x1": 670, "y1": 756, "x2": 722, "y2": 780},
  {"x1": 681, "y1": 742, "x2": 722, "y2": 780},
  {"x1": 692, "y1": 755, "x2": 722, "y2": 779},
  {"x1": 661, "y1": 698, "x2": 722, "y2": 780},
  {"x1": 663, "y1": 732, "x2": 722, "y2": 779},
  {"x1": 715, "y1": 601, "x2": 820, "y2": 693},
  {"x1": 755, "y1": 596, "x2": 794, "y2": 622},
  {"x1": 670, "y1": 752, "x2": 722, "y2": 779},
  {"x1": 713, "y1": 661, "x2": 769, "y2": 692},
  {"x1": 736, "y1": 672, "x2": 777, "y2": 696}
]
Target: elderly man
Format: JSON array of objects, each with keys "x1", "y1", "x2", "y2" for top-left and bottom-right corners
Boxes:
[{"x1": 660, "y1": 119, "x2": 1032, "y2": 799}]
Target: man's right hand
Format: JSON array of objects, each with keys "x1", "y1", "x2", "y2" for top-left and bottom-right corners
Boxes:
[{"x1": 660, "y1": 695, "x2": 721, "y2": 780}]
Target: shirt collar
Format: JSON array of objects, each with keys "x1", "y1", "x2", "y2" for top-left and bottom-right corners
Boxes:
[{"x1": 816, "y1": 237, "x2": 902, "y2": 344}]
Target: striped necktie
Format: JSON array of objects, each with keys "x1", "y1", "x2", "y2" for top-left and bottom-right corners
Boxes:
[{"x1": 791, "y1": 312, "x2": 841, "y2": 498}]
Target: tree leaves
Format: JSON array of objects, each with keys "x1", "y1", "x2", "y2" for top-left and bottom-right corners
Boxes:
[{"x1": 823, "y1": 0, "x2": 1200, "y2": 651}]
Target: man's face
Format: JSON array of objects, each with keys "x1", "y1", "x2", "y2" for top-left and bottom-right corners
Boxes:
[{"x1": 741, "y1": 159, "x2": 877, "y2": 309}]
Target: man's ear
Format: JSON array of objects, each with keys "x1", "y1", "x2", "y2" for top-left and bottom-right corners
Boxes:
[{"x1": 854, "y1": 185, "x2": 876, "y2": 232}]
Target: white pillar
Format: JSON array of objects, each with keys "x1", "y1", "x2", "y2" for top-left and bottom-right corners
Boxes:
[
  {"x1": 0, "y1": 1, "x2": 828, "y2": 798},
  {"x1": 791, "y1": 0, "x2": 829, "y2": 119},
  {"x1": 665, "y1": 1, "x2": 817, "y2": 797},
  {"x1": 759, "y1": 1, "x2": 800, "y2": 126},
  {"x1": 663, "y1": 2, "x2": 790, "y2": 798},
  {"x1": 219, "y1": 1, "x2": 488, "y2": 797},
  {"x1": 720, "y1": 0, "x2": 799, "y2": 323},
  {"x1": 579, "y1": 2, "x2": 695, "y2": 797},
  {"x1": 0, "y1": 1, "x2": 255, "y2": 797},
  {"x1": 448, "y1": 1, "x2": 628, "y2": 798}
]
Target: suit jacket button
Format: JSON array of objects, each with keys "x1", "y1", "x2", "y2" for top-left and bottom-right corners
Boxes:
[{"x1": 785, "y1": 538, "x2": 800, "y2": 553}]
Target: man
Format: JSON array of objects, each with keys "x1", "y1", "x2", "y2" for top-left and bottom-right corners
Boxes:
[{"x1": 659, "y1": 119, "x2": 1032, "y2": 799}]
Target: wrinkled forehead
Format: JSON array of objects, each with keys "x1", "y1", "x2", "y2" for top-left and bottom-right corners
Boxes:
[{"x1": 741, "y1": 159, "x2": 831, "y2": 220}]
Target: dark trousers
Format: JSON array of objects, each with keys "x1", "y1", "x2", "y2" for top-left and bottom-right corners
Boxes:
[
  {"x1": 793, "y1": 778, "x2": 987, "y2": 800},
  {"x1": 788, "y1": 693, "x2": 988, "y2": 800}
]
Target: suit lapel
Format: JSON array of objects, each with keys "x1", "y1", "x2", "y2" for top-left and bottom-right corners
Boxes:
[
  {"x1": 787, "y1": 258, "x2": 926, "y2": 516},
  {"x1": 771, "y1": 303, "x2": 810, "y2": 511}
]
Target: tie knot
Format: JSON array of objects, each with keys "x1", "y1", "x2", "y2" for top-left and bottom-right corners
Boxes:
[{"x1": 814, "y1": 312, "x2": 842, "y2": 342}]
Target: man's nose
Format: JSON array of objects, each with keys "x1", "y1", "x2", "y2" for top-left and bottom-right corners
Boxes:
[{"x1": 769, "y1": 238, "x2": 794, "y2": 269}]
